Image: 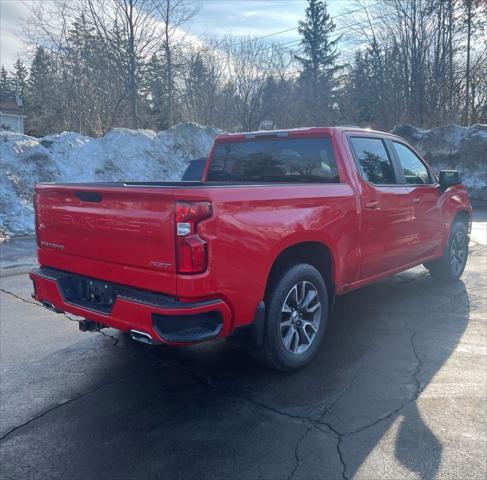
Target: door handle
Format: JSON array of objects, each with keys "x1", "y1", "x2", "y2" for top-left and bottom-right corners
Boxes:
[
  {"x1": 412, "y1": 197, "x2": 421, "y2": 204},
  {"x1": 365, "y1": 201, "x2": 380, "y2": 210}
]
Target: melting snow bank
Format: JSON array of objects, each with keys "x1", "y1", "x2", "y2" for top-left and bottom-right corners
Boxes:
[
  {"x1": 1, "y1": 122, "x2": 485, "y2": 238},
  {"x1": 391, "y1": 124, "x2": 487, "y2": 202},
  {"x1": 0, "y1": 123, "x2": 220, "y2": 237}
]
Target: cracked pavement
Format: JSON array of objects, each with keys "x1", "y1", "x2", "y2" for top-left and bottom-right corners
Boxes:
[{"x1": 0, "y1": 215, "x2": 486, "y2": 480}]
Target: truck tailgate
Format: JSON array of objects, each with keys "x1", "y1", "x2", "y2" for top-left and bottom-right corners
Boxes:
[{"x1": 35, "y1": 184, "x2": 177, "y2": 294}]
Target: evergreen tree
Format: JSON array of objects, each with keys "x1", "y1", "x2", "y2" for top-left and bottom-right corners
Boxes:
[
  {"x1": 348, "y1": 51, "x2": 375, "y2": 125},
  {"x1": 0, "y1": 66, "x2": 14, "y2": 97},
  {"x1": 13, "y1": 59, "x2": 29, "y2": 103},
  {"x1": 143, "y1": 53, "x2": 169, "y2": 130},
  {"x1": 65, "y1": 13, "x2": 104, "y2": 134},
  {"x1": 260, "y1": 75, "x2": 294, "y2": 129},
  {"x1": 184, "y1": 52, "x2": 215, "y2": 125},
  {"x1": 27, "y1": 46, "x2": 58, "y2": 136},
  {"x1": 341, "y1": 43, "x2": 407, "y2": 129},
  {"x1": 295, "y1": 0, "x2": 341, "y2": 125},
  {"x1": 296, "y1": 0, "x2": 340, "y2": 81}
]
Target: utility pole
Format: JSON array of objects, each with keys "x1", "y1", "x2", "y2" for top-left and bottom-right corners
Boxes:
[{"x1": 465, "y1": 0, "x2": 472, "y2": 126}]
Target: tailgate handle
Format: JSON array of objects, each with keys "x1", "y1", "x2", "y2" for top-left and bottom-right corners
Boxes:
[{"x1": 75, "y1": 191, "x2": 102, "y2": 203}]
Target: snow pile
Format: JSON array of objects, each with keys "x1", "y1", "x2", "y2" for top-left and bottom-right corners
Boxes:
[
  {"x1": 0, "y1": 123, "x2": 220, "y2": 237},
  {"x1": 392, "y1": 124, "x2": 487, "y2": 201},
  {"x1": 1, "y1": 122, "x2": 485, "y2": 238}
]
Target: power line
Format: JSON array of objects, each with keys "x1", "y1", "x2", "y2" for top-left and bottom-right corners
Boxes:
[
  {"x1": 183, "y1": 1, "x2": 380, "y2": 49},
  {"x1": 257, "y1": 9, "x2": 383, "y2": 54},
  {"x1": 179, "y1": 9, "x2": 389, "y2": 75}
]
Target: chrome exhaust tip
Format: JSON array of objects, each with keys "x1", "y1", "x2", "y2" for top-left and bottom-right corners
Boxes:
[
  {"x1": 129, "y1": 329, "x2": 154, "y2": 345},
  {"x1": 41, "y1": 301, "x2": 64, "y2": 314}
]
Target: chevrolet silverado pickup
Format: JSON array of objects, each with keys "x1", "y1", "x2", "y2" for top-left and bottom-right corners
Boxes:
[{"x1": 30, "y1": 127, "x2": 472, "y2": 371}]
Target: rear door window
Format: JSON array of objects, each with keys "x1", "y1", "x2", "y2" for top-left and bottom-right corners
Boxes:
[
  {"x1": 207, "y1": 137, "x2": 339, "y2": 183},
  {"x1": 182, "y1": 158, "x2": 206, "y2": 181},
  {"x1": 349, "y1": 137, "x2": 396, "y2": 185},
  {"x1": 392, "y1": 141, "x2": 433, "y2": 185}
]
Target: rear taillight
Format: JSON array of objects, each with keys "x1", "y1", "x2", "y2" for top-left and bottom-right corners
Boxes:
[
  {"x1": 33, "y1": 192, "x2": 40, "y2": 247},
  {"x1": 175, "y1": 201, "x2": 212, "y2": 274}
]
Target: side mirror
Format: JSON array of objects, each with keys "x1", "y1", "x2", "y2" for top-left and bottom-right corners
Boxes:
[{"x1": 439, "y1": 170, "x2": 461, "y2": 192}]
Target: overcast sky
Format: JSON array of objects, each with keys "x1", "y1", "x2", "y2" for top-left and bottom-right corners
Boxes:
[
  {"x1": 0, "y1": 0, "x2": 349, "y2": 68},
  {"x1": 1, "y1": 0, "x2": 31, "y2": 68}
]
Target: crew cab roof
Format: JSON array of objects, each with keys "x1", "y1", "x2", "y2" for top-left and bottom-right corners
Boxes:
[{"x1": 214, "y1": 126, "x2": 399, "y2": 142}]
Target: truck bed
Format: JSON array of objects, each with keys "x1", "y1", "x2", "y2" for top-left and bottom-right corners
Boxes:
[
  {"x1": 34, "y1": 180, "x2": 355, "y2": 299},
  {"x1": 41, "y1": 181, "x2": 328, "y2": 188}
]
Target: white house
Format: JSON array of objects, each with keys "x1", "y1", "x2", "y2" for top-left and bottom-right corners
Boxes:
[{"x1": 0, "y1": 95, "x2": 26, "y2": 133}]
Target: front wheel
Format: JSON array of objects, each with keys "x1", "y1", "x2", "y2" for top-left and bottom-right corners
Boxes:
[
  {"x1": 252, "y1": 264, "x2": 329, "y2": 372},
  {"x1": 424, "y1": 222, "x2": 469, "y2": 282}
]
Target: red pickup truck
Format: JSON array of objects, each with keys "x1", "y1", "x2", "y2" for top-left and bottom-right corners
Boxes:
[{"x1": 30, "y1": 127, "x2": 472, "y2": 371}]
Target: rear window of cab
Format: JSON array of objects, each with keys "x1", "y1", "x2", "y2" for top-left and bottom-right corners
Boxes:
[{"x1": 207, "y1": 137, "x2": 339, "y2": 183}]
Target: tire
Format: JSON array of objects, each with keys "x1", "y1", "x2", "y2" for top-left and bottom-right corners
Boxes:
[
  {"x1": 252, "y1": 263, "x2": 329, "y2": 372},
  {"x1": 424, "y1": 222, "x2": 469, "y2": 282}
]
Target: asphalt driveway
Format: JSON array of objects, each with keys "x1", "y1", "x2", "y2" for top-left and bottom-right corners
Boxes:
[{"x1": 0, "y1": 217, "x2": 485, "y2": 479}]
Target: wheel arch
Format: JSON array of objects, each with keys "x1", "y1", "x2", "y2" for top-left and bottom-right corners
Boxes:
[
  {"x1": 237, "y1": 241, "x2": 336, "y2": 351},
  {"x1": 264, "y1": 241, "x2": 335, "y2": 306},
  {"x1": 452, "y1": 210, "x2": 471, "y2": 233}
]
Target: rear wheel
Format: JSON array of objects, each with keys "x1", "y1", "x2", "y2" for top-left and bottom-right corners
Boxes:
[
  {"x1": 424, "y1": 222, "x2": 469, "y2": 282},
  {"x1": 252, "y1": 264, "x2": 328, "y2": 372}
]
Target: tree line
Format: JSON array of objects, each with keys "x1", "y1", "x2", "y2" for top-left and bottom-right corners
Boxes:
[{"x1": 1, "y1": 0, "x2": 485, "y2": 137}]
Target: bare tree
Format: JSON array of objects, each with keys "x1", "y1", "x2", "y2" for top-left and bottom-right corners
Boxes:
[
  {"x1": 22, "y1": 0, "x2": 163, "y2": 132},
  {"x1": 153, "y1": 0, "x2": 199, "y2": 126},
  {"x1": 14, "y1": 0, "x2": 487, "y2": 134},
  {"x1": 461, "y1": 0, "x2": 486, "y2": 125},
  {"x1": 182, "y1": 40, "x2": 226, "y2": 125},
  {"x1": 218, "y1": 37, "x2": 295, "y2": 131},
  {"x1": 86, "y1": 0, "x2": 162, "y2": 129}
]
